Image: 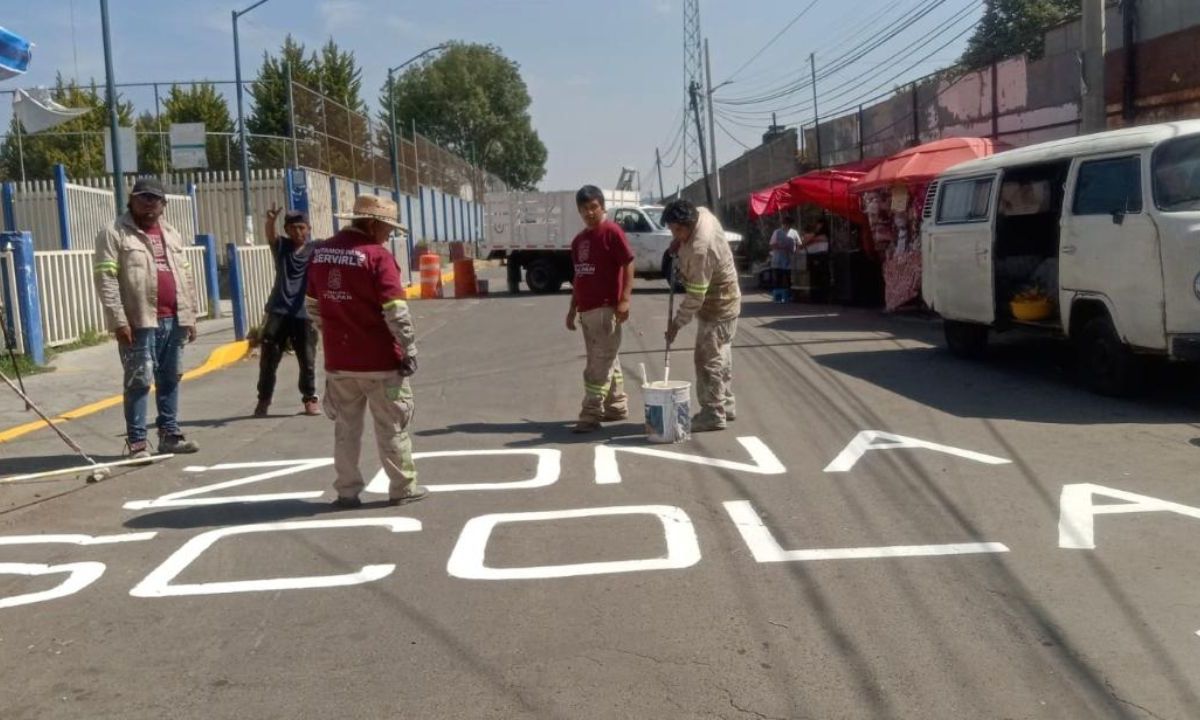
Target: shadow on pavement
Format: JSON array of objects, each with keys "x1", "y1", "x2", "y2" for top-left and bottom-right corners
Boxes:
[
  {"x1": 123, "y1": 499, "x2": 339, "y2": 530},
  {"x1": 416, "y1": 420, "x2": 645, "y2": 448}
]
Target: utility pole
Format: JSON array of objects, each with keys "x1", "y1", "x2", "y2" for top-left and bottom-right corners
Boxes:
[
  {"x1": 233, "y1": 0, "x2": 271, "y2": 245},
  {"x1": 655, "y1": 147, "x2": 666, "y2": 202},
  {"x1": 688, "y1": 81, "x2": 714, "y2": 209},
  {"x1": 809, "y1": 53, "x2": 822, "y2": 169},
  {"x1": 703, "y1": 39, "x2": 720, "y2": 211},
  {"x1": 100, "y1": 0, "x2": 124, "y2": 212},
  {"x1": 1081, "y1": 0, "x2": 1107, "y2": 133},
  {"x1": 1121, "y1": 0, "x2": 1139, "y2": 122}
]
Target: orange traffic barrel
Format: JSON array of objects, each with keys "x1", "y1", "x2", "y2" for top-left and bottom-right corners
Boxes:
[
  {"x1": 419, "y1": 254, "x2": 442, "y2": 299},
  {"x1": 453, "y1": 259, "x2": 477, "y2": 298}
]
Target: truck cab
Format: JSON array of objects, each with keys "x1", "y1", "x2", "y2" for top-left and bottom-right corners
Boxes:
[{"x1": 922, "y1": 120, "x2": 1200, "y2": 395}]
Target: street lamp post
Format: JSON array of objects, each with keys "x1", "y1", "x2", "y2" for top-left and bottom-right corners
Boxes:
[
  {"x1": 233, "y1": 0, "x2": 271, "y2": 244},
  {"x1": 386, "y1": 44, "x2": 448, "y2": 280}
]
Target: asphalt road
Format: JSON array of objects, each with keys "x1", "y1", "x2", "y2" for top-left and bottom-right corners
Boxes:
[{"x1": 1, "y1": 281, "x2": 1199, "y2": 719}]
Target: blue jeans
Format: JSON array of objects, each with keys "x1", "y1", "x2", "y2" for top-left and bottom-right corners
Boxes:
[{"x1": 121, "y1": 317, "x2": 187, "y2": 443}]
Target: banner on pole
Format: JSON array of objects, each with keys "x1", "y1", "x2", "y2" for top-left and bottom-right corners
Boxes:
[{"x1": 104, "y1": 127, "x2": 137, "y2": 174}]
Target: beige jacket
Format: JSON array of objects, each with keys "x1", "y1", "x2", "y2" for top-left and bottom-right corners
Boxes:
[
  {"x1": 94, "y1": 213, "x2": 199, "y2": 331},
  {"x1": 674, "y1": 207, "x2": 741, "y2": 326}
]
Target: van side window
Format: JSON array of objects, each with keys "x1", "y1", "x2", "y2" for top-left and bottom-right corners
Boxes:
[
  {"x1": 937, "y1": 177, "x2": 993, "y2": 224},
  {"x1": 1072, "y1": 156, "x2": 1143, "y2": 215}
]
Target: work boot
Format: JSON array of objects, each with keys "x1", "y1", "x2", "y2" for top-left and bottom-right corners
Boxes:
[
  {"x1": 254, "y1": 400, "x2": 270, "y2": 417},
  {"x1": 601, "y1": 408, "x2": 629, "y2": 422},
  {"x1": 572, "y1": 420, "x2": 602, "y2": 434},
  {"x1": 690, "y1": 414, "x2": 727, "y2": 433},
  {"x1": 303, "y1": 398, "x2": 321, "y2": 416},
  {"x1": 159, "y1": 432, "x2": 199, "y2": 454},
  {"x1": 387, "y1": 487, "x2": 429, "y2": 507},
  {"x1": 125, "y1": 440, "x2": 153, "y2": 465}
]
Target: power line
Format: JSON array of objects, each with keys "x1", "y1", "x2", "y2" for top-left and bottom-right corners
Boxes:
[{"x1": 720, "y1": 0, "x2": 822, "y2": 85}]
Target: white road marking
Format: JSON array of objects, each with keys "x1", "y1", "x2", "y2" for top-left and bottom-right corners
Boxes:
[
  {"x1": 364, "y1": 449, "x2": 561, "y2": 494},
  {"x1": 1058, "y1": 483, "x2": 1200, "y2": 550},
  {"x1": 824, "y1": 431, "x2": 1011, "y2": 473},
  {"x1": 0, "y1": 532, "x2": 157, "y2": 546},
  {"x1": 594, "y1": 436, "x2": 785, "y2": 485},
  {"x1": 0, "y1": 562, "x2": 107, "y2": 609}
]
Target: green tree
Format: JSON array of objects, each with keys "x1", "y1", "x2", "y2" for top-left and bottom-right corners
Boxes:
[
  {"x1": 381, "y1": 42, "x2": 547, "y2": 190},
  {"x1": 960, "y1": 0, "x2": 1079, "y2": 70},
  {"x1": 247, "y1": 36, "x2": 367, "y2": 173},
  {"x1": 0, "y1": 75, "x2": 133, "y2": 181},
  {"x1": 137, "y1": 83, "x2": 235, "y2": 174}
]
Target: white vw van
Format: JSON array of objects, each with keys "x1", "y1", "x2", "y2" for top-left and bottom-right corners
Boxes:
[{"x1": 922, "y1": 120, "x2": 1200, "y2": 395}]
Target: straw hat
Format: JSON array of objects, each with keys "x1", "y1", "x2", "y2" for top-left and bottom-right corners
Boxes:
[{"x1": 336, "y1": 194, "x2": 408, "y2": 233}]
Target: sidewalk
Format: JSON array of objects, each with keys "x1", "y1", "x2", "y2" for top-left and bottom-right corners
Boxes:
[{"x1": 0, "y1": 314, "x2": 244, "y2": 444}]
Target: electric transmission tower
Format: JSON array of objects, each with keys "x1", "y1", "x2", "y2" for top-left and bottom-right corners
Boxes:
[{"x1": 682, "y1": 0, "x2": 704, "y2": 190}]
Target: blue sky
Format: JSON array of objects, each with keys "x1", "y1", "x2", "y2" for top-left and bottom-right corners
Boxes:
[{"x1": 2, "y1": 0, "x2": 981, "y2": 190}]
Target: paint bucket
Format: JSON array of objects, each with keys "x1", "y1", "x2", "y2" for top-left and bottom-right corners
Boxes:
[{"x1": 643, "y1": 380, "x2": 691, "y2": 444}]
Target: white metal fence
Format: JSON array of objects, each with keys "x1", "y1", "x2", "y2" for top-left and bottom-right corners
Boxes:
[
  {"x1": 4, "y1": 179, "x2": 59, "y2": 251},
  {"x1": 234, "y1": 245, "x2": 274, "y2": 332},
  {"x1": 0, "y1": 248, "x2": 23, "y2": 354},
  {"x1": 64, "y1": 183, "x2": 114, "y2": 252},
  {"x1": 34, "y1": 250, "x2": 105, "y2": 347},
  {"x1": 183, "y1": 246, "x2": 210, "y2": 319}
]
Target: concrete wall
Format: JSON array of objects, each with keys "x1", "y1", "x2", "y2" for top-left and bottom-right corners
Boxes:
[{"x1": 679, "y1": 128, "x2": 800, "y2": 211}]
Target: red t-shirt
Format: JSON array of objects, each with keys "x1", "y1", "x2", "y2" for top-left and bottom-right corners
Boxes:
[
  {"x1": 571, "y1": 220, "x2": 634, "y2": 313},
  {"x1": 144, "y1": 225, "x2": 177, "y2": 319},
  {"x1": 306, "y1": 229, "x2": 408, "y2": 373}
]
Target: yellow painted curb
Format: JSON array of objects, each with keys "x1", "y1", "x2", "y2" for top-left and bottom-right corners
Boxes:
[
  {"x1": 0, "y1": 339, "x2": 251, "y2": 445},
  {"x1": 404, "y1": 270, "x2": 456, "y2": 300}
]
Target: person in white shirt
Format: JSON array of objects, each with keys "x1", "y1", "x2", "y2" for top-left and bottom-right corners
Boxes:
[{"x1": 768, "y1": 216, "x2": 800, "y2": 303}]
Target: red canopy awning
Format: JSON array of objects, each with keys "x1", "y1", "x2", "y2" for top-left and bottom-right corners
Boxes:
[
  {"x1": 749, "y1": 158, "x2": 882, "y2": 221},
  {"x1": 850, "y1": 137, "x2": 1007, "y2": 194}
]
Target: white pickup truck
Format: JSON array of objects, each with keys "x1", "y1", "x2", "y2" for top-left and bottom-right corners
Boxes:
[{"x1": 483, "y1": 190, "x2": 742, "y2": 293}]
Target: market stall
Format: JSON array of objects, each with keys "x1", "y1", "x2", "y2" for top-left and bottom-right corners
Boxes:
[{"x1": 850, "y1": 137, "x2": 1007, "y2": 311}]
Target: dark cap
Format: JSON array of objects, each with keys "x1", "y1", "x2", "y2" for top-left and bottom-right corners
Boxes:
[
  {"x1": 130, "y1": 177, "x2": 166, "y2": 199},
  {"x1": 284, "y1": 210, "x2": 309, "y2": 226}
]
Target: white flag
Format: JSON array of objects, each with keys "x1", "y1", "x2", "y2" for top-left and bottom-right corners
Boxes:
[{"x1": 14, "y1": 88, "x2": 91, "y2": 133}]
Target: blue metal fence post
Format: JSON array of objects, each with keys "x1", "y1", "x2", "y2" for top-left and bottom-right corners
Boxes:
[
  {"x1": 53, "y1": 164, "x2": 71, "y2": 250},
  {"x1": 1, "y1": 182, "x2": 15, "y2": 232},
  {"x1": 195, "y1": 234, "x2": 222, "y2": 319},
  {"x1": 440, "y1": 191, "x2": 448, "y2": 242},
  {"x1": 286, "y1": 168, "x2": 309, "y2": 214},
  {"x1": 2, "y1": 231, "x2": 45, "y2": 365},
  {"x1": 226, "y1": 243, "x2": 247, "y2": 340},
  {"x1": 419, "y1": 187, "x2": 428, "y2": 241}
]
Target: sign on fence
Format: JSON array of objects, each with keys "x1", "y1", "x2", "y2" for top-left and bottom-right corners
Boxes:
[
  {"x1": 104, "y1": 127, "x2": 138, "y2": 174},
  {"x1": 170, "y1": 123, "x2": 208, "y2": 170}
]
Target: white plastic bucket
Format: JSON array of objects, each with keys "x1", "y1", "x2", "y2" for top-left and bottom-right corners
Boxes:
[{"x1": 643, "y1": 380, "x2": 691, "y2": 444}]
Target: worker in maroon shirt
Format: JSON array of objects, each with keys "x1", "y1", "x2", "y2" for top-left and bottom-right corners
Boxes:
[
  {"x1": 305, "y1": 195, "x2": 425, "y2": 509},
  {"x1": 565, "y1": 185, "x2": 635, "y2": 433}
]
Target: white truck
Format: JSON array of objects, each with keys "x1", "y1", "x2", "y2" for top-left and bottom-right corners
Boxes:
[{"x1": 483, "y1": 190, "x2": 742, "y2": 294}]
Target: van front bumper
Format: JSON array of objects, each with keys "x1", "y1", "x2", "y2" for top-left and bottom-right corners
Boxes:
[{"x1": 1170, "y1": 334, "x2": 1200, "y2": 361}]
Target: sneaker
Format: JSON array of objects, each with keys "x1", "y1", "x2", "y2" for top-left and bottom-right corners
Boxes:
[
  {"x1": 571, "y1": 420, "x2": 602, "y2": 434},
  {"x1": 387, "y1": 487, "x2": 429, "y2": 506},
  {"x1": 601, "y1": 409, "x2": 629, "y2": 422},
  {"x1": 330, "y1": 495, "x2": 362, "y2": 510},
  {"x1": 303, "y1": 399, "x2": 321, "y2": 416},
  {"x1": 254, "y1": 400, "x2": 270, "y2": 417},
  {"x1": 690, "y1": 415, "x2": 727, "y2": 433},
  {"x1": 125, "y1": 440, "x2": 153, "y2": 464},
  {"x1": 158, "y1": 433, "x2": 199, "y2": 454}
]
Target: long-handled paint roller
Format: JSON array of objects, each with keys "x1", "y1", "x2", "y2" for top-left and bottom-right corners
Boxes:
[
  {"x1": 0, "y1": 368, "x2": 172, "y2": 484},
  {"x1": 664, "y1": 258, "x2": 676, "y2": 383}
]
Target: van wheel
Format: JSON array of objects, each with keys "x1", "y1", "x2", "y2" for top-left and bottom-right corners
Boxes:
[
  {"x1": 1076, "y1": 315, "x2": 1141, "y2": 396},
  {"x1": 525, "y1": 259, "x2": 562, "y2": 294},
  {"x1": 943, "y1": 320, "x2": 989, "y2": 359}
]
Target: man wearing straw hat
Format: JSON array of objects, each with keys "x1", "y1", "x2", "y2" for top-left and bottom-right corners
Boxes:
[
  {"x1": 662, "y1": 198, "x2": 741, "y2": 432},
  {"x1": 305, "y1": 194, "x2": 426, "y2": 509}
]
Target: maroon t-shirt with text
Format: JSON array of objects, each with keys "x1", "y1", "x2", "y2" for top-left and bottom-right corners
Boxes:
[
  {"x1": 305, "y1": 228, "x2": 408, "y2": 373},
  {"x1": 571, "y1": 220, "x2": 634, "y2": 313},
  {"x1": 144, "y1": 225, "x2": 177, "y2": 319}
]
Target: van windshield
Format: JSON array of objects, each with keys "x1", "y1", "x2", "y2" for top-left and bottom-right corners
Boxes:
[{"x1": 1153, "y1": 135, "x2": 1200, "y2": 211}]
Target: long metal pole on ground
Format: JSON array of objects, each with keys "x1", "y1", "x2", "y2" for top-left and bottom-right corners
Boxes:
[
  {"x1": 100, "y1": 0, "x2": 125, "y2": 211},
  {"x1": 1081, "y1": 0, "x2": 1107, "y2": 133}
]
